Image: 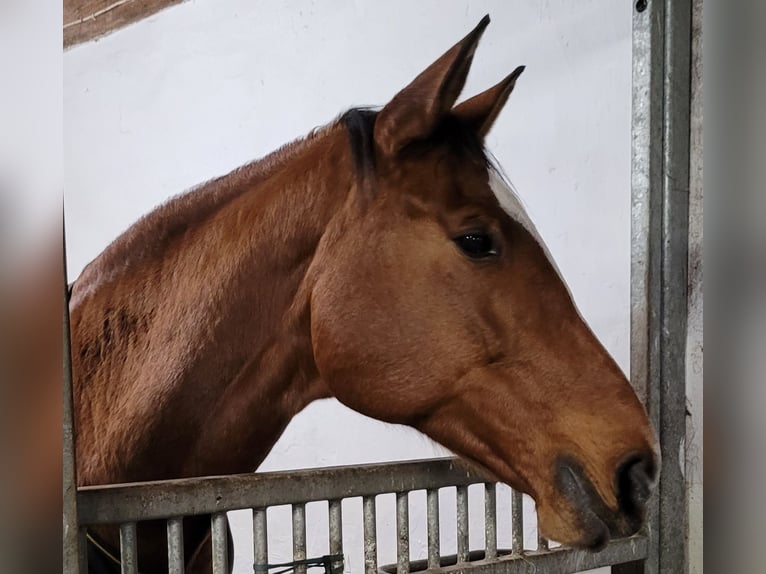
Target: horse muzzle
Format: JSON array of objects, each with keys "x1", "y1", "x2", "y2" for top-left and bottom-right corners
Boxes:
[{"x1": 554, "y1": 451, "x2": 658, "y2": 550}]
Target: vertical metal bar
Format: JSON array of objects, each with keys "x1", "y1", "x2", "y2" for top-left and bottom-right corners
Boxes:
[
  {"x1": 63, "y1": 223, "x2": 86, "y2": 574},
  {"x1": 456, "y1": 485, "x2": 469, "y2": 563},
  {"x1": 211, "y1": 513, "x2": 229, "y2": 574},
  {"x1": 363, "y1": 496, "x2": 378, "y2": 574},
  {"x1": 166, "y1": 518, "x2": 184, "y2": 574},
  {"x1": 630, "y1": 0, "x2": 667, "y2": 572},
  {"x1": 629, "y1": 0, "x2": 693, "y2": 573},
  {"x1": 119, "y1": 522, "x2": 138, "y2": 574},
  {"x1": 292, "y1": 503, "x2": 307, "y2": 574},
  {"x1": 658, "y1": 1, "x2": 692, "y2": 573},
  {"x1": 77, "y1": 529, "x2": 89, "y2": 573},
  {"x1": 511, "y1": 490, "x2": 523, "y2": 554},
  {"x1": 396, "y1": 492, "x2": 410, "y2": 574},
  {"x1": 426, "y1": 488, "x2": 440, "y2": 569},
  {"x1": 328, "y1": 500, "x2": 343, "y2": 573},
  {"x1": 253, "y1": 508, "x2": 268, "y2": 574},
  {"x1": 484, "y1": 483, "x2": 497, "y2": 560},
  {"x1": 685, "y1": 1, "x2": 703, "y2": 572},
  {"x1": 631, "y1": 0, "x2": 666, "y2": 413}
]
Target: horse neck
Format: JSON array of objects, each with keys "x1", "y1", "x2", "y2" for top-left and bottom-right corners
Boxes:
[{"x1": 72, "y1": 124, "x2": 354, "y2": 484}]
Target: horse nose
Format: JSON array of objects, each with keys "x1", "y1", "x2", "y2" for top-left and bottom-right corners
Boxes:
[{"x1": 615, "y1": 451, "x2": 658, "y2": 517}]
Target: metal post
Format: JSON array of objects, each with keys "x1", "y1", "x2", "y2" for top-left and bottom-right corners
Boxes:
[
  {"x1": 362, "y1": 496, "x2": 377, "y2": 574},
  {"x1": 657, "y1": 0, "x2": 692, "y2": 570},
  {"x1": 484, "y1": 483, "x2": 497, "y2": 560},
  {"x1": 456, "y1": 486, "x2": 469, "y2": 563},
  {"x1": 253, "y1": 508, "x2": 268, "y2": 574},
  {"x1": 119, "y1": 522, "x2": 138, "y2": 574},
  {"x1": 292, "y1": 503, "x2": 307, "y2": 574},
  {"x1": 426, "y1": 489, "x2": 440, "y2": 569},
  {"x1": 627, "y1": 0, "x2": 693, "y2": 572},
  {"x1": 396, "y1": 492, "x2": 410, "y2": 574},
  {"x1": 167, "y1": 517, "x2": 185, "y2": 574},
  {"x1": 511, "y1": 490, "x2": 523, "y2": 554},
  {"x1": 328, "y1": 499, "x2": 343, "y2": 573},
  {"x1": 211, "y1": 513, "x2": 229, "y2": 574}
]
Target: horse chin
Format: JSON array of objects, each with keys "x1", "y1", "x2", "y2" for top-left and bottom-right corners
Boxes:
[{"x1": 536, "y1": 502, "x2": 611, "y2": 552}]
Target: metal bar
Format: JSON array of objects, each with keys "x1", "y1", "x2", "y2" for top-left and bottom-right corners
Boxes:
[
  {"x1": 630, "y1": 0, "x2": 667, "y2": 572},
  {"x1": 631, "y1": 0, "x2": 666, "y2": 414},
  {"x1": 363, "y1": 496, "x2": 378, "y2": 574},
  {"x1": 119, "y1": 522, "x2": 138, "y2": 574},
  {"x1": 63, "y1": 222, "x2": 86, "y2": 574},
  {"x1": 292, "y1": 503, "x2": 307, "y2": 574},
  {"x1": 78, "y1": 458, "x2": 485, "y2": 525},
  {"x1": 511, "y1": 490, "x2": 523, "y2": 554},
  {"x1": 211, "y1": 513, "x2": 229, "y2": 574},
  {"x1": 684, "y1": 2, "x2": 703, "y2": 573},
  {"x1": 328, "y1": 499, "x2": 343, "y2": 573},
  {"x1": 78, "y1": 529, "x2": 89, "y2": 573},
  {"x1": 166, "y1": 517, "x2": 184, "y2": 574},
  {"x1": 456, "y1": 485, "x2": 469, "y2": 563},
  {"x1": 484, "y1": 483, "x2": 497, "y2": 560},
  {"x1": 422, "y1": 535, "x2": 648, "y2": 574},
  {"x1": 253, "y1": 508, "x2": 268, "y2": 574},
  {"x1": 630, "y1": 0, "x2": 693, "y2": 573},
  {"x1": 426, "y1": 488, "x2": 440, "y2": 569},
  {"x1": 396, "y1": 492, "x2": 410, "y2": 574},
  {"x1": 658, "y1": 1, "x2": 692, "y2": 571}
]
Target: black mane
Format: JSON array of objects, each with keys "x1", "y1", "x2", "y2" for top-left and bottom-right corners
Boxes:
[{"x1": 340, "y1": 107, "x2": 379, "y2": 179}]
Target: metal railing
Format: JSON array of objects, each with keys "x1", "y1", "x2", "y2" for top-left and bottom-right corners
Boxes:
[{"x1": 75, "y1": 458, "x2": 648, "y2": 574}]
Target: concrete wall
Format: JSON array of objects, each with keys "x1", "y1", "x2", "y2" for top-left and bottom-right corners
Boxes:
[{"x1": 64, "y1": 2, "x2": 634, "y2": 572}]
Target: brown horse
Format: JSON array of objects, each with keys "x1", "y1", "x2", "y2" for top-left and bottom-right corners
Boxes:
[{"x1": 69, "y1": 16, "x2": 658, "y2": 573}]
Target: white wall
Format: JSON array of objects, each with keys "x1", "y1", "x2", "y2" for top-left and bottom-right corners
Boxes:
[{"x1": 64, "y1": 2, "x2": 632, "y2": 573}]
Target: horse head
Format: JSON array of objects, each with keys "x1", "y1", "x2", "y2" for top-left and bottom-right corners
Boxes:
[{"x1": 309, "y1": 16, "x2": 658, "y2": 549}]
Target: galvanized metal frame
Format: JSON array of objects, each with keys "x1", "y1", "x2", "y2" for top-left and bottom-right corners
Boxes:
[
  {"x1": 72, "y1": 458, "x2": 648, "y2": 573},
  {"x1": 62, "y1": 2, "x2": 697, "y2": 571},
  {"x1": 627, "y1": 0, "x2": 693, "y2": 572}
]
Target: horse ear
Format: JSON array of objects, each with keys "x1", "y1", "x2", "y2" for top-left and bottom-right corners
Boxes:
[
  {"x1": 452, "y1": 65, "x2": 525, "y2": 139},
  {"x1": 374, "y1": 15, "x2": 491, "y2": 157}
]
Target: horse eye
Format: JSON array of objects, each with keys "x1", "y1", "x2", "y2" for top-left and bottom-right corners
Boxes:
[{"x1": 454, "y1": 232, "x2": 498, "y2": 259}]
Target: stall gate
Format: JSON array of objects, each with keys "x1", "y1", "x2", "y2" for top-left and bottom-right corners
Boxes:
[
  {"x1": 63, "y1": 0, "x2": 699, "y2": 572},
  {"x1": 72, "y1": 459, "x2": 649, "y2": 574}
]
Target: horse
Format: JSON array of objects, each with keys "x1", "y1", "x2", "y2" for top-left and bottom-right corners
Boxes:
[{"x1": 69, "y1": 15, "x2": 659, "y2": 573}]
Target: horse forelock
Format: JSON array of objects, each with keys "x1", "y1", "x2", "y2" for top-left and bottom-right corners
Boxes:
[{"x1": 339, "y1": 108, "x2": 492, "y2": 185}]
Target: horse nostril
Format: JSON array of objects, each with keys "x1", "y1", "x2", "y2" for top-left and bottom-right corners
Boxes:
[{"x1": 615, "y1": 452, "x2": 656, "y2": 515}]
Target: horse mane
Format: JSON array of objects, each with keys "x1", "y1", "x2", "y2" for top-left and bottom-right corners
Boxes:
[{"x1": 71, "y1": 122, "x2": 333, "y2": 301}]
